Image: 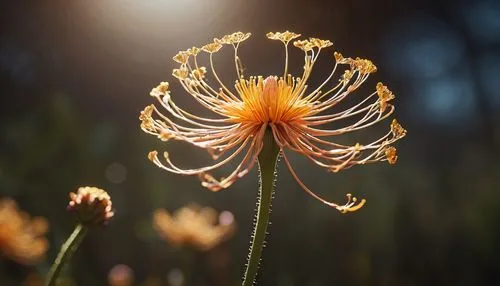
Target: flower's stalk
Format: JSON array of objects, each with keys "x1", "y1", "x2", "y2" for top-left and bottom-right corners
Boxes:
[
  {"x1": 45, "y1": 224, "x2": 88, "y2": 286},
  {"x1": 242, "y1": 129, "x2": 280, "y2": 286}
]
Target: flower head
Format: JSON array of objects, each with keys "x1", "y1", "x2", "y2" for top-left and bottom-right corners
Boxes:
[
  {"x1": 140, "y1": 31, "x2": 406, "y2": 213},
  {"x1": 0, "y1": 198, "x2": 49, "y2": 265},
  {"x1": 67, "y1": 187, "x2": 114, "y2": 225},
  {"x1": 153, "y1": 205, "x2": 235, "y2": 251}
]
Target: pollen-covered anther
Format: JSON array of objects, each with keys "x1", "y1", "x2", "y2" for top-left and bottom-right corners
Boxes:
[
  {"x1": 267, "y1": 31, "x2": 301, "y2": 44},
  {"x1": 334, "y1": 52, "x2": 353, "y2": 64},
  {"x1": 67, "y1": 187, "x2": 114, "y2": 226},
  {"x1": 191, "y1": 67, "x2": 207, "y2": 80},
  {"x1": 149, "y1": 82, "x2": 170, "y2": 97},
  {"x1": 218, "y1": 35, "x2": 232, "y2": 45},
  {"x1": 158, "y1": 129, "x2": 173, "y2": 141},
  {"x1": 309, "y1": 38, "x2": 333, "y2": 48},
  {"x1": 376, "y1": 82, "x2": 394, "y2": 100},
  {"x1": 187, "y1": 46, "x2": 200, "y2": 56},
  {"x1": 351, "y1": 57, "x2": 377, "y2": 74},
  {"x1": 293, "y1": 39, "x2": 314, "y2": 51},
  {"x1": 376, "y1": 82, "x2": 395, "y2": 112},
  {"x1": 390, "y1": 119, "x2": 407, "y2": 139},
  {"x1": 172, "y1": 66, "x2": 189, "y2": 80},
  {"x1": 385, "y1": 146, "x2": 398, "y2": 164},
  {"x1": 173, "y1": 51, "x2": 190, "y2": 64},
  {"x1": 139, "y1": 105, "x2": 153, "y2": 120},
  {"x1": 334, "y1": 52, "x2": 344, "y2": 62},
  {"x1": 219, "y1": 32, "x2": 252, "y2": 44},
  {"x1": 353, "y1": 143, "x2": 363, "y2": 152},
  {"x1": 140, "y1": 120, "x2": 154, "y2": 133},
  {"x1": 336, "y1": 193, "x2": 367, "y2": 213},
  {"x1": 147, "y1": 150, "x2": 158, "y2": 162},
  {"x1": 341, "y1": 69, "x2": 354, "y2": 83},
  {"x1": 201, "y1": 41, "x2": 223, "y2": 53},
  {"x1": 139, "y1": 105, "x2": 155, "y2": 132}
]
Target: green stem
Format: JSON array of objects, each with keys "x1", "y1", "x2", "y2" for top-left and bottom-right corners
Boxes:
[
  {"x1": 45, "y1": 224, "x2": 88, "y2": 286},
  {"x1": 242, "y1": 129, "x2": 280, "y2": 286},
  {"x1": 181, "y1": 247, "x2": 196, "y2": 286}
]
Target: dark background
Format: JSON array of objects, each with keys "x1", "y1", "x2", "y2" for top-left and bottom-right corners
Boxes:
[{"x1": 1, "y1": 0, "x2": 500, "y2": 285}]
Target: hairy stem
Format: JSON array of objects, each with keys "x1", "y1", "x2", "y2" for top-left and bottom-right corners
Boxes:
[
  {"x1": 242, "y1": 129, "x2": 280, "y2": 286},
  {"x1": 45, "y1": 224, "x2": 88, "y2": 286}
]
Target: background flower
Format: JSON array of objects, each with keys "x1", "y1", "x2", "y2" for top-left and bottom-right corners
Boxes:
[
  {"x1": 0, "y1": 198, "x2": 48, "y2": 265},
  {"x1": 153, "y1": 204, "x2": 235, "y2": 251}
]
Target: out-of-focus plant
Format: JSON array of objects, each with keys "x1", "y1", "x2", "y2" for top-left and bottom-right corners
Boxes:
[
  {"x1": 139, "y1": 31, "x2": 406, "y2": 285},
  {"x1": 0, "y1": 198, "x2": 49, "y2": 265},
  {"x1": 45, "y1": 186, "x2": 114, "y2": 286},
  {"x1": 153, "y1": 204, "x2": 235, "y2": 252},
  {"x1": 153, "y1": 204, "x2": 235, "y2": 285}
]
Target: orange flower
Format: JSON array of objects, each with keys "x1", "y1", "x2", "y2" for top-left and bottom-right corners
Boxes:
[
  {"x1": 140, "y1": 31, "x2": 407, "y2": 212},
  {"x1": 0, "y1": 198, "x2": 49, "y2": 265},
  {"x1": 67, "y1": 187, "x2": 114, "y2": 225},
  {"x1": 153, "y1": 205, "x2": 235, "y2": 251}
]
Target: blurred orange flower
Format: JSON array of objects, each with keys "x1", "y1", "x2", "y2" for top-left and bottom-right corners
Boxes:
[
  {"x1": 140, "y1": 31, "x2": 406, "y2": 212},
  {"x1": 153, "y1": 205, "x2": 235, "y2": 251},
  {"x1": 67, "y1": 186, "x2": 114, "y2": 226},
  {"x1": 0, "y1": 198, "x2": 49, "y2": 265}
]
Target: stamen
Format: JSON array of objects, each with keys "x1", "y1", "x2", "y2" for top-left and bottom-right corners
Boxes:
[
  {"x1": 385, "y1": 146, "x2": 398, "y2": 164},
  {"x1": 201, "y1": 41, "x2": 223, "y2": 53},
  {"x1": 390, "y1": 119, "x2": 407, "y2": 139},
  {"x1": 281, "y1": 150, "x2": 365, "y2": 213},
  {"x1": 209, "y1": 53, "x2": 240, "y2": 101}
]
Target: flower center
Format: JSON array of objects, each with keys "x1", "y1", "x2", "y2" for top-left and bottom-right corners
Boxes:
[{"x1": 229, "y1": 75, "x2": 311, "y2": 124}]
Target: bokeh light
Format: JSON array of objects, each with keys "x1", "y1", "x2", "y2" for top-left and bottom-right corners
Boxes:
[
  {"x1": 409, "y1": 70, "x2": 478, "y2": 126},
  {"x1": 105, "y1": 162, "x2": 128, "y2": 184},
  {"x1": 460, "y1": 0, "x2": 500, "y2": 44},
  {"x1": 167, "y1": 268, "x2": 184, "y2": 286},
  {"x1": 382, "y1": 14, "x2": 465, "y2": 80}
]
